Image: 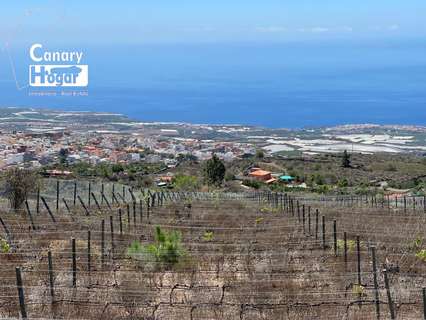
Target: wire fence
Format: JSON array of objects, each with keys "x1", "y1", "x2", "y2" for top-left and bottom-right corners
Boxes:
[{"x1": 0, "y1": 182, "x2": 425, "y2": 319}]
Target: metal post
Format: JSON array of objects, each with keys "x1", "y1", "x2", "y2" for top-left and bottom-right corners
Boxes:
[
  {"x1": 333, "y1": 220, "x2": 337, "y2": 256},
  {"x1": 71, "y1": 238, "x2": 76, "y2": 288},
  {"x1": 48, "y1": 251, "x2": 55, "y2": 301},
  {"x1": 15, "y1": 267, "x2": 27, "y2": 319},
  {"x1": 371, "y1": 247, "x2": 380, "y2": 320},
  {"x1": 383, "y1": 269, "x2": 395, "y2": 319}
]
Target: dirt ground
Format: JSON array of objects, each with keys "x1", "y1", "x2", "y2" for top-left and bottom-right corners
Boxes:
[{"x1": 0, "y1": 191, "x2": 425, "y2": 319}]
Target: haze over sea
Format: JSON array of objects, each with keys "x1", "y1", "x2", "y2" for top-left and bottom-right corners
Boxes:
[{"x1": 1, "y1": 39, "x2": 425, "y2": 128}]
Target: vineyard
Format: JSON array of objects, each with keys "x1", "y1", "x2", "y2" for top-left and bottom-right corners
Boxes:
[{"x1": 0, "y1": 181, "x2": 426, "y2": 319}]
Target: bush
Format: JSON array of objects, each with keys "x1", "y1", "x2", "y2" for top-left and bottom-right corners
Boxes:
[
  {"x1": 203, "y1": 154, "x2": 226, "y2": 186},
  {"x1": 2, "y1": 168, "x2": 40, "y2": 211},
  {"x1": 338, "y1": 178, "x2": 349, "y2": 188},
  {"x1": 203, "y1": 231, "x2": 214, "y2": 242},
  {"x1": 242, "y1": 179, "x2": 262, "y2": 189},
  {"x1": 112, "y1": 163, "x2": 124, "y2": 173},
  {"x1": 255, "y1": 150, "x2": 264, "y2": 159},
  {"x1": 415, "y1": 249, "x2": 426, "y2": 262},
  {"x1": 0, "y1": 238, "x2": 10, "y2": 253},
  {"x1": 172, "y1": 174, "x2": 199, "y2": 191},
  {"x1": 337, "y1": 239, "x2": 356, "y2": 253},
  {"x1": 138, "y1": 176, "x2": 154, "y2": 188},
  {"x1": 127, "y1": 226, "x2": 186, "y2": 269},
  {"x1": 352, "y1": 284, "x2": 365, "y2": 297},
  {"x1": 342, "y1": 150, "x2": 351, "y2": 168}
]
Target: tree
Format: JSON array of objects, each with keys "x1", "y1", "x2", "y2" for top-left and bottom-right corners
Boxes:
[
  {"x1": 127, "y1": 226, "x2": 186, "y2": 269},
  {"x1": 58, "y1": 148, "x2": 69, "y2": 165},
  {"x1": 3, "y1": 168, "x2": 40, "y2": 211},
  {"x1": 342, "y1": 150, "x2": 351, "y2": 168},
  {"x1": 111, "y1": 163, "x2": 124, "y2": 173},
  {"x1": 255, "y1": 149, "x2": 264, "y2": 159},
  {"x1": 203, "y1": 154, "x2": 226, "y2": 186},
  {"x1": 338, "y1": 178, "x2": 349, "y2": 188}
]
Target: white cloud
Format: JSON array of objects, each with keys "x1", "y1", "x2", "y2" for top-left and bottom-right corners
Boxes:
[
  {"x1": 388, "y1": 24, "x2": 400, "y2": 31},
  {"x1": 298, "y1": 27, "x2": 329, "y2": 33},
  {"x1": 256, "y1": 26, "x2": 287, "y2": 33}
]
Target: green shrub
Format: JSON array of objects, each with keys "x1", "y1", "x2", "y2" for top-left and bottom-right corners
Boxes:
[
  {"x1": 172, "y1": 174, "x2": 199, "y2": 191},
  {"x1": 415, "y1": 249, "x2": 426, "y2": 262},
  {"x1": 337, "y1": 239, "x2": 356, "y2": 253},
  {"x1": 127, "y1": 226, "x2": 186, "y2": 268},
  {"x1": 352, "y1": 284, "x2": 365, "y2": 297},
  {"x1": 242, "y1": 179, "x2": 262, "y2": 189},
  {"x1": 203, "y1": 231, "x2": 214, "y2": 242},
  {"x1": 338, "y1": 178, "x2": 349, "y2": 188},
  {"x1": 260, "y1": 206, "x2": 278, "y2": 214},
  {"x1": 410, "y1": 236, "x2": 423, "y2": 250},
  {"x1": 203, "y1": 154, "x2": 226, "y2": 186},
  {"x1": 0, "y1": 238, "x2": 10, "y2": 253}
]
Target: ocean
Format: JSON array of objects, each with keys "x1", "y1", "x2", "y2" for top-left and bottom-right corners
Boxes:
[{"x1": 1, "y1": 39, "x2": 425, "y2": 128}]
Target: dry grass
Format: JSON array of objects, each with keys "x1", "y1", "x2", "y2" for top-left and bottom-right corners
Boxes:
[{"x1": 0, "y1": 192, "x2": 424, "y2": 319}]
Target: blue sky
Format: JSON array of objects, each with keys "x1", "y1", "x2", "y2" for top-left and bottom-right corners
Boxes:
[{"x1": 0, "y1": 0, "x2": 425, "y2": 45}]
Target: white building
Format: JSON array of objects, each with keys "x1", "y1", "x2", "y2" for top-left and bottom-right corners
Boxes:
[{"x1": 6, "y1": 153, "x2": 24, "y2": 165}]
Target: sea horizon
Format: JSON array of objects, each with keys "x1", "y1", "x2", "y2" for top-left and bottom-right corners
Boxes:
[{"x1": 1, "y1": 39, "x2": 425, "y2": 129}]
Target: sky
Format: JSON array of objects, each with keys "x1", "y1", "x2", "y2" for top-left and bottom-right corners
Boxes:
[
  {"x1": 0, "y1": 1, "x2": 425, "y2": 127},
  {"x1": 0, "y1": 0, "x2": 425, "y2": 45}
]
